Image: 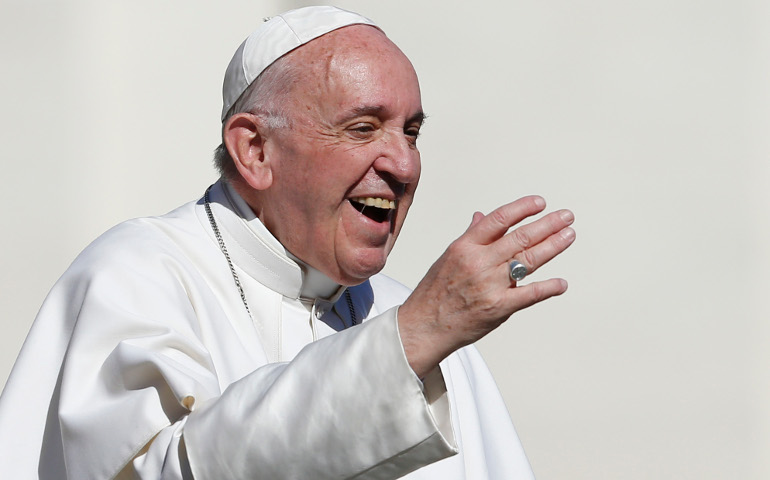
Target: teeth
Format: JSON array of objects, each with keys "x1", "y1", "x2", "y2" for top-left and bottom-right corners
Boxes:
[{"x1": 351, "y1": 197, "x2": 396, "y2": 209}]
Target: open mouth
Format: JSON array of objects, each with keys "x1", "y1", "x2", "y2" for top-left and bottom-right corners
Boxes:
[{"x1": 349, "y1": 197, "x2": 395, "y2": 223}]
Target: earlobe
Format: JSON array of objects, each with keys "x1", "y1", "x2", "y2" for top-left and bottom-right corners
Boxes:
[{"x1": 223, "y1": 113, "x2": 273, "y2": 190}]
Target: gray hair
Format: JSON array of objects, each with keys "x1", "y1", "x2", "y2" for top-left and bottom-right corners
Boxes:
[{"x1": 213, "y1": 53, "x2": 299, "y2": 180}]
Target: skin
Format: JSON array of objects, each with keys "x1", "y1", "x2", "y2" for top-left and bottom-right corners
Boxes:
[
  {"x1": 224, "y1": 25, "x2": 576, "y2": 378},
  {"x1": 399, "y1": 199, "x2": 575, "y2": 377},
  {"x1": 226, "y1": 25, "x2": 422, "y2": 286}
]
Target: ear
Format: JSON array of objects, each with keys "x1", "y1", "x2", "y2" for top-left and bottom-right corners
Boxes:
[{"x1": 223, "y1": 113, "x2": 273, "y2": 190}]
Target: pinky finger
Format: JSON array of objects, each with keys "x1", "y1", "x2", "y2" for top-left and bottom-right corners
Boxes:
[{"x1": 506, "y1": 278, "x2": 568, "y2": 314}]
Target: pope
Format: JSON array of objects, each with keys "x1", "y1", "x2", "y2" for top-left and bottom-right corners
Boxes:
[{"x1": 0, "y1": 6, "x2": 575, "y2": 479}]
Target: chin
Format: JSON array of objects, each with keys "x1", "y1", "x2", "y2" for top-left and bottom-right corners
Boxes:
[{"x1": 337, "y1": 251, "x2": 389, "y2": 286}]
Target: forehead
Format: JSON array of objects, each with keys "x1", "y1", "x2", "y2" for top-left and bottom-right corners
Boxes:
[
  {"x1": 284, "y1": 25, "x2": 421, "y2": 113},
  {"x1": 291, "y1": 25, "x2": 403, "y2": 67}
]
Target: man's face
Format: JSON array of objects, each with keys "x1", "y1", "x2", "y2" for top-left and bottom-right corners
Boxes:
[{"x1": 257, "y1": 25, "x2": 423, "y2": 286}]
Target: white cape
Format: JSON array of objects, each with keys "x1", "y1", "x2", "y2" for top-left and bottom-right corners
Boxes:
[{"x1": 0, "y1": 181, "x2": 534, "y2": 479}]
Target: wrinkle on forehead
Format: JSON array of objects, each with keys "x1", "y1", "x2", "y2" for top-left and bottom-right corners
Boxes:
[
  {"x1": 285, "y1": 25, "x2": 412, "y2": 97},
  {"x1": 293, "y1": 24, "x2": 394, "y2": 64}
]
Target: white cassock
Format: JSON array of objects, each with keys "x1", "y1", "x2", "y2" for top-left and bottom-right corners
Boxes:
[{"x1": 0, "y1": 180, "x2": 535, "y2": 479}]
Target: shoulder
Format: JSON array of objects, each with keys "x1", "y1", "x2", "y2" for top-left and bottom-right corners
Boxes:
[
  {"x1": 64, "y1": 199, "x2": 206, "y2": 283},
  {"x1": 42, "y1": 199, "x2": 221, "y2": 339}
]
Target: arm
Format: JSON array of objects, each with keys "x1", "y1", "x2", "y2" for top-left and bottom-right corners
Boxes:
[
  {"x1": 109, "y1": 311, "x2": 454, "y2": 480},
  {"x1": 182, "y1": 310, "x2": 455, "y2": 480}
]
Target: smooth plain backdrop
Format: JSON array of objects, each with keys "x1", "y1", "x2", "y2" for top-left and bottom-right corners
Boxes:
[{"x1": 2, "y1": 1, "x2": 769, "y2": 478}]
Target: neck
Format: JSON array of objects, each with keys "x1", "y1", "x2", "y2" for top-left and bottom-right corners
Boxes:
[{"x1": 222, "y1": 179, "x2": 343, "y2": 301}]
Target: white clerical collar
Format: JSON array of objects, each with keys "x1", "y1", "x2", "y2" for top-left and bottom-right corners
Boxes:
[
  {"x1": 219, "y1": 180, "x2": 343, "y2": 301},
  {"x1": 224, "y1": 180, "x2": 284, "y2": 251}
]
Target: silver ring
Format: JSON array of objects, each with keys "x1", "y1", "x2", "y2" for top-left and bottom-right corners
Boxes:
[{"x1": 509, "y1": 260, "x2": 527, "y2": 282}]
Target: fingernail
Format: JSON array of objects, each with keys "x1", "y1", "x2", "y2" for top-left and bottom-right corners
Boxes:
[
  {"x1": 560, "y1": 210, "x2": 574, "y2": 224},
  {"x1": 561, "y1": 227, "x2": 576, "y2": 241},
  {"x1": 534, "y1": 196, "x2": 546, "y2": 208}
]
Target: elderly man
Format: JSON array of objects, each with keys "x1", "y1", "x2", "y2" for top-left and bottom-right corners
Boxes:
[{"x1": 0, "y1": 6, "x2": 575, "y2": 479}]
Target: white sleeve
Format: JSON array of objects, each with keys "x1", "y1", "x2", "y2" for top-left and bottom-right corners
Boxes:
[
  {"x1": 63, "y1": 288, "x2": 455, "y2": 479},
  {"x1": 182, "y1": 309, "x2": 455, "y2": 479}
]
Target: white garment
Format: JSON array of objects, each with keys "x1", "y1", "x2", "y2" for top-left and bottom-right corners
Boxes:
[{"x1": 0, "y1": 180, "x2": 534, "y2": 479}]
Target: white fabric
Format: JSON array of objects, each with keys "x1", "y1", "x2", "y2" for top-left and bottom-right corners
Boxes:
[{"x1": 0, "y1": 180, "x2": 534, "y2": 479}]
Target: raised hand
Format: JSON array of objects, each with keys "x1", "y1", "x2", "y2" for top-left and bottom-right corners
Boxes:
[{"x1": 398, "y1": 196, "x2": 576, "y2": 378}]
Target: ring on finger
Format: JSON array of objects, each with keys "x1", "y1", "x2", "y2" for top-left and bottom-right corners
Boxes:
[{"x1": 509, "y1": 260, "x2": 528, "y2": 283}]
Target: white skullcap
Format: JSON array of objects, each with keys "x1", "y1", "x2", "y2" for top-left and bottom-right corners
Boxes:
[{"x1": 221, "y1": 5, "x2": 377, "y2": 122}]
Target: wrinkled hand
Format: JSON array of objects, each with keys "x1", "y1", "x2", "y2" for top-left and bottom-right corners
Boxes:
[{"x1": 398, "y1": 196, "x2": 575, "y2": 378}]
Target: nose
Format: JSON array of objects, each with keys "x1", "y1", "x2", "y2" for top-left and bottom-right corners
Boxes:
[{"x1": 372, "y1": 130, "x2": 421, "y2": 185}]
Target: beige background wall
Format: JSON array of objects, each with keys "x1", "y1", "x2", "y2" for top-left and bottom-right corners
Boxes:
[{"x1": 2, "y1": 1, "x2": 768, "y2": 478}]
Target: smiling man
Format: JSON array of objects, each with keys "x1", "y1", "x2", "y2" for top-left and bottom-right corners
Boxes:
[
  {"x1": 0, "y1": 6, "x2": 575, "y2": 479},
  {"x1": 224, "y1": 22, "x2": 423, "y2": 287}
]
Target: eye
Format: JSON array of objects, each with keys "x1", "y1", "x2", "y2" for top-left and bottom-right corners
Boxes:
[
  {"x1": 405, "y1": 125, "x2": 421, "y2": 145},
  {"x1": 347, "y1": 122, "x2": 377, "y2": 139}
]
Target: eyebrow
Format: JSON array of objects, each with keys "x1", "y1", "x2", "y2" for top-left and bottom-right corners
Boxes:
[
  {"x1": 340, "y1": 105, "x2": 427, "y2": 126},
  {"x1": 409, "y1": 110, "x2": 427, "y2": 126}
]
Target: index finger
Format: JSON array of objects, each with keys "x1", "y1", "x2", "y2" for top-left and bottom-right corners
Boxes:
[{"x1": 465, "y1": 195, "x2": 546, "y2": 245}]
